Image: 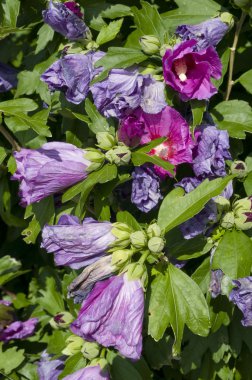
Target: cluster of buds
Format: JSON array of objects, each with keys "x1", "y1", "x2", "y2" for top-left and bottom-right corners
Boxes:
[{"x1": 220, "y1": 196, "x2": 252, "y2": 231}]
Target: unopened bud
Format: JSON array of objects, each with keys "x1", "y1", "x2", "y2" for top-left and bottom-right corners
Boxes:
[
  {"x1": 105, "y1": 145, "x2": 131, "y2": 166},
  {"x1": 148, "y1": 236, "x2": 165, "y2": 253},
  {"x1": 81, "y1": 341, "x2": 100, "y2": 360},
  {"x1": 62, "y1": 335, "x2": 84, "y2": 356},
  {"x1": 50, "y1": 312, "x2": 74, "y2": 329},
  {"x1": 111, "y1": 249, "x2": 134, "y2": 268},
  {"x1": 147, "y1": 223, "x2": 162, "y2": 238},
  {"x1": 126, "y1": 262, "x2": 146, "y2": 281},
  {"x1": 221, "y1": 211, "x2": 235, "y2": 229},
  {"x1": 96, "y1": 132, "x2": 116, "y2": 150},
  {"x1": 220, "y1": 12, "x2": 235, "y2": 28},
  {"x1": 233, "y1": 197, "x2": 252, "y2": 230},
  {"x1": 231, "y1": 160, "x2": 248, "y2": 179},
  {"x1": 130, "y1": 231, "x2": 147, "y2": 249},
  {"x1": 111, "y1": 223, "x2": 131, "y2": 249},
  {"x1": 139, "y1": 35, "x2": 161, "y2": 55},
  {"x1": 85, "y1": 149, "x2": 105, "y2": 163}
]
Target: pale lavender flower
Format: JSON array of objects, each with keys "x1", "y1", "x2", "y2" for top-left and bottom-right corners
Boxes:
[
  {"x1": 71, "y1": 274, "x2": 144, "y2": 360},
  {"x1": 42, "y1": 1, "x2": 89, "y2": 40},
  {"x1": 0, "y1": 62, "x2": 17, "y2": 92},
  {"x1": 176, "y1": 18, "x2": 229, "y2": 49},
  {"x1": 12, "y1": 142, "x2": 90, "y2": 207},
  {"x1": 0, "y1": 318, "x2": 38, "y2": 342},
  {"x1": 131, "y1": 166, "x2": 162, "y2": 213},
  {"x1": 62, "y1": 365, "x2": 110, "y2": 380},
  {"x1": 229, "y1": 277, "x2": 252, "y2": 327},
  {"x1": 210, "y1": 269, "x2": 224, "y2": 298},
  {"x1": 41, "y1": 216, "x2": 116, "y2": 269},
  {"x1": 140, "y1": 77, "x2": 166, "y2": 114},
  {"x1": 37, "y1": 352, "x2": 64, "y2": 380}
]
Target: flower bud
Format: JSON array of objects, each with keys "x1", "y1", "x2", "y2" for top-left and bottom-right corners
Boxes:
[
  {"x1": 105, "y1": 145, "x2": 131, "y2": 166},
  {"x1": 148, "y1": 236, "x2": 165, "y2": 253},
  {"x1": 221, "y1": 211, "x2": 235, "y2": 229},
  {"x1": 220, "y1": 12, "x2": 235, "y2": 28},
  {"x1": 49, "y1": 312, "x2": 74, "y2": 329},
  {"x1": 233, "y1": 197, "x2": 252, "y2": 230},
  {"x1": 139, "y1": 35, "x2": 161, "y2": 55},
  {"x1": 84, "y1": 149, "x2": 105, "y2": 163},
  {"x1": 62, "y1": 335, "x2": 84, "y2": 356},
  {"x1": 81, "y1": 341, "x2": 100, "y2": 360},
  {"x1": 111, "y1": 249, "x2": 134, "y2": 268},
  {"x1": 96, "y1": 132, "x2": 116, "y2": 150},
  {"x1": 110, "y1": 223, "x2": 132, "y2": 249},
  {"x1": 126, "y1": 262, "x2": 146, "y2": 281},
  {"x1": 231, "y1": 160, "x2": 248, "y2": 179},
  {"x1": 147, "y1": 223, "x2": 162, "y2": 238},
  {"x1": 130, "y1": 231, "x2": 147, "y2": 249}
]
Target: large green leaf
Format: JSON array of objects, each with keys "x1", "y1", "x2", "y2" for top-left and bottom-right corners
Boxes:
[
  {"x1": 212, "y1": 230, "x2": 252, "y2": 278},
  {"x1": 158, "y1": 176, "x2": 234, "y2": 233},
  {"x1": 211, "y1": 100, "x2": 252, "y2": 139},
  {"x1": 148, "y1": 264, "x2": 210, "y2": 356}
]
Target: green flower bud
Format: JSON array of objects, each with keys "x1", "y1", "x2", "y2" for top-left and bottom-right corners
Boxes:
[
  {"x1": 221, "y1": 211, "x2": 235, "y2": 230},
  {"x1": 85, "y1": 149, "x2": 105, "y2": 163},
  {"x1": 140, "y1": 64, "x2": 156, "y2": 75},
  {"x1": 139, "y1": 35, "x2": 161, "y2": 55},
  {"x1": 50, "y1": 312, "x2": 74, "y2": 329},
  {"x1": 231, "y1": 160, "x2": 248, "y2": 179},
  {"x1": 126, "y1": 262, "x2": 146, "y2": 281},
  {"x1": 96, "y1": 132, "x2": 116, "y2": 150},
  {"x1": 81, "y1": 341, "x2": 100, "y2": 360},
  {"x1": 130, "y1": 231, "x2": 147, "y2": 249},
  {"x1": 62, "y1": 335, "x2": 84, "y2": 356},
  {"x1": 220, "y1": 12, "x2": 235, "y2": 28},
  {"x1": 89, "y1": 358, "x2": 108, "y2": 370},
  {"x1": 105, "y1": 145, "x2": 131, "y2": 166},
  {"x1": 233, "y1": 197, "x2": 252, "y2": 230},
  {"x1": 86, "y1": 41, "x2": 99, "y2": 50},
  {"x1": 111, "y1": 249, "x2": 134, "y2": 268},
  {"x1": 214, "y1": 196, "x2": 230, "y2": 219},
  {"x1": 147, "y1": 223, "x2": 162, "y2": 238},
  {"x1": 110, "y1": 223, "x2": 132, "y2": 249},
  {"x1": 148, "y1": 236, "x2": 165, "y2": 253}
]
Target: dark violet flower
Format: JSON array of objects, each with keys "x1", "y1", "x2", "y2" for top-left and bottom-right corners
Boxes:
[
  {"x1": 209, "y1": 269, "x2": 224, "y2": 298},
  {"x1": 12, "y1": 142, "x2": 90, "y2": 207},
  {"x1": 41, "y1": 215, "x2": 116, "y2": 269},
  {"x1": 0, "y1": 62, "x2": 17, "y2": 92},
  {"x1": 62, "y1": 365, "x2": 110, "y2": 380},
  {"x1": 71, "y1": 274, "x2": 144, "y2": 360},
  {"x1": 131, "y1": 166, "x2": 162, "y2": 213},
  {"x1": 117, "y1": 114, "x2": 145, "y2": 148},
  {"x1": 42, "y1": 1, "x2": 89, "y2": 41},
  {"x1": 68, "y1": 256, "x2": 115, "y2": 303},
  {"x1": 41, "y1": 53, "x2": 94, "y2": 104},
  {"x1": 119, "y1": 106, "x2": 194, "y2": 177},
  {"x1": 140, "y1": 77, "x2": 166, "y2": 114},
  {"x1": 176, "y1": 18, "x2": 229, "y2": 50},
  {"x1": 193, "y1": 126, "x2": 231, "y2": 179},
  {"x1": 162, "y1": 40, "x2": 222, "y2": 101},
  {"x1": 37, "y1": 352, "x2": 64, "y2": 380},
  {"x1": 229, "y1": 277, "x2": 252, "y2": 327},
  {"x1": 0, "y1": 318, "x2": 38, "y2": 342}
]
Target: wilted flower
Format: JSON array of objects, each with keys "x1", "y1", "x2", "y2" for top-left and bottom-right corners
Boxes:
[
  {"x1": 42, "y1": 1, "x2": 89, "y2": 41},
  {"x1": 12, "y1": 142, "x2": 90, "y2": 207},
  {"x1": 0, "y1": 62, "x2": 17, "y2": 92},
  {"x1": 41, "y1": 53, "x2": 94, "y2": 104},
  {"x1": 37, "y1": 352, "x2": 64, "y2": 380},
  {"x1": 41, "y1": 215, "x2": 116, "y2": 269},
  {"x1": 118, "y1": 114, "x2": 145, "y2": 147},
  {"x1": 231, "y1": 160, "x2": 248, "y2": 179},
  {"x1": 176, "y1": 18, "x2": 229, "y2": 49},
  {"x1": 229, "y1": 277, "x2": 252, "y2": 327},
  {"x1": 193, "y1": 126, "x2": 231, "y2": 179},
  {"x1": 209, "y1": 269, "x2": 224, "y2": 298},
  {"x1": 0, "y1": 318, "x2": 38, "y2": 342},
  {"x1": 131, "y1": 166, "x2": 162, "y2": 212},
  {"x1": 62, "y1": 365, "x2": 110, "y2": 380},
  {"x1": 71, "y1": 274, "x2": 144, "y2": 359},
  {"x1": 140, "y1": 77, "x2": 167, "y2": 114},
  {"x1": 162, "y1": 40, "x2": 222, "y2": 101}
]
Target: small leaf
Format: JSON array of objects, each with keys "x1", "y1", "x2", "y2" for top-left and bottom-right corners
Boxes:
[
  {"x1": 191, "y1": 99, "x2": 206, "y2": 128},
  {"x1": 85, "y1": 98, "x2": 109, "y2": 134},
  {"x1": 237, "y1": 68, "x2": 252, "y2": 94},
  {"x1": 0, "y1": 343, "x2": 25, "y2": 375},
  {"x1": 38, "y1": 277, "x2": 65, "y2": 315},
  {"x1": 117, "y1": 211, "x2": 142, "y2": 231},
  {"x1": 35, "y1": 23, "x2": 54, "y2": 54},
  {"x1": 96, "y1": 19, "x2": 123, "y2": 46},
  {"x1": 94, "y1": 47, "x2": 147, "y2": 71},
  {"x1": 101, "y1": 4, "x2": 132, "y2": 19},
  {"x1": 131, "y1": 151, "x2": 174, "y2": 174}
]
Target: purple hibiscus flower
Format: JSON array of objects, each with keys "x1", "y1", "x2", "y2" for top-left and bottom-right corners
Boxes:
[
  {"x1": 41, "y1": 215, "x2": 116, "y2": 270},
  {"x1": 131, "y1": 166, "x2": 162, "y2": 213},
  {"x1": 229, "y1": 277, "x2": 252, "y2": 327},
  {"x1": 0, "y1": 318, "x2": 38, "y2": 342},
  {"x1": 37, "y1": 352, "x2": 64, "y2": 380},
  {"x1": 62, "y1": 365, "x2": 110, "y2": 380},
  {"x1": 192, "y1": 126, "x2": 231, "y2": 179},
  {"x1": 42, "y1": 1, "x2": 89, "y2": 41},
  {"x1": 176, "y1": 18, "x2": 229, "y2": 50},
  {"x1": 71, "y1": 274, "x2": 144, "y2": 360},
  {"x1": 162, "y1": 40, "x2": 222, "y2": 101},
  {"x1": 0, "y1": 62, "x2": 17, "y2": 92},
  {"x1": 119, "y1": 106, "x2": 194, "y2": 177},
  {"x1": 12, "y1": 142, "x2": 90, "y2": 207}
]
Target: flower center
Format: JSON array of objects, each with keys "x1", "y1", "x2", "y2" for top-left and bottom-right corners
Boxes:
[
  {"x1": 174, "y1": 58, "x2": 187, "y2": 82},
  {"x1": 151, "y1": 141, "x2": 170, "y2": 160}
]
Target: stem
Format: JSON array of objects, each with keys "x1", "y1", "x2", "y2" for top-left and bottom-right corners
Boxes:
[
  {"x1": 225, "y1": 11, "x2": 246, "y2": 101},
  {"x1": 0, "y1": 120, "x2": 21, "y2": 152}
]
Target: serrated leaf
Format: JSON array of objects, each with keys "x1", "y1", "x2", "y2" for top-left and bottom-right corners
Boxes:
[
  {"x1": 212, "y1": 230, "x2": 252, "y2": 279},
  {"x1": 96, "y1": 18, "x2": 123, "y2": 46},
  {"x1": 211, "y1": 100, "x2": 252, "y2": 139},
  {"x1": 117, "y1": 211, "x2": 142, "y2": 231},
  {"x1": 85, "y1": 98, "x2": 109, "y2": 133},
  {"x1": 101, "y1": 4, "x2": 132, "y2": 19},
  {"x1": 148, "y1": 264, "x2": 210, "y2": 356},
  {"x1": 0, "y1": 343, "x2": 25, "y2": 375},
  {"x1": 158, "y1": 176, "x2": 234, "y2": 233},
  {"x1": 35, "y1": 23, "x2": 54, "y2": 54}
]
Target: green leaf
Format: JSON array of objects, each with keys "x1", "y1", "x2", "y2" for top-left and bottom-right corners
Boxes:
[
  {"x1": 38, "y1": 276, "x2": 65, "y2": 315},
  {"x1": 131, "y1": 151, "x2": 174, "y2": 174},
  {"x1": 0, "y1": 343, "x2": 25, "y2": 375},
  {"x1": 85, "y1": 98, "x2": 109, "y2": 133},
  {"x1": 132, "y1": 1, "x2": 167, "y2": 43},
  {"x1": 117, "y1": 211, "x2": 142, "y2": 231},
  {"x1": 1, "y1": 0, "x2": 20, "y2": 27},
  {"x1": 0, "y1": 98, "x2": 38, "y2": 113},
  {"x1": 211, "y1": 100, "x2": 252, "y2": 139},
  {"x1": 59, "y1": 353, "x2": 86, "y2": 379},
  {"x1": 110, "y1": 355, "x2": 142, "y2": 380},
  {"x1": 96, "y1": 18, "x2": 123, "y2": 46},
  {"x1": 158, "y1": 176, "x2": 234, "y2": 233},
  {"x1": 191, "y1": 256, "x2": 211, "y2": 294},
  {"x1": 212, "y1": 230, "x2": 252, "y2": 278},
  {"x1": 35, "y1": 23, "x2": 54, "y2": 54},
  {"x1": 135, "y1": 137, "x2": 166, "y2": 153},
  {"x1": 237, "y1": 68, "x2": 252, "y2": 94},
  {"x1": 0, "y1": 146, "x2": 8, "y2": 165},
  {"x1": 71, "y1": 112, "x2": 90, "y2": 125},
  {"x1": 212, "y1": 48, "x2": 230, "y2": 89},
  {"x1": 244, "y1": 171, "x2": 252, "y2": 196},
  {"x1": 94, "y1": 47, "x2": 147, "y2": 71},
  {"x1": 101, "y1": 4, "x2": 132, "y2": 19},
  {"x1": 191, "y1": 100, "x2": 206, "y2": 127},
  {"x1": 148, "y1": 264, "x2": 210, "y2": 356},
  {"x1": 22, "y1": 196, "x2": 55, "y2": 244}
]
